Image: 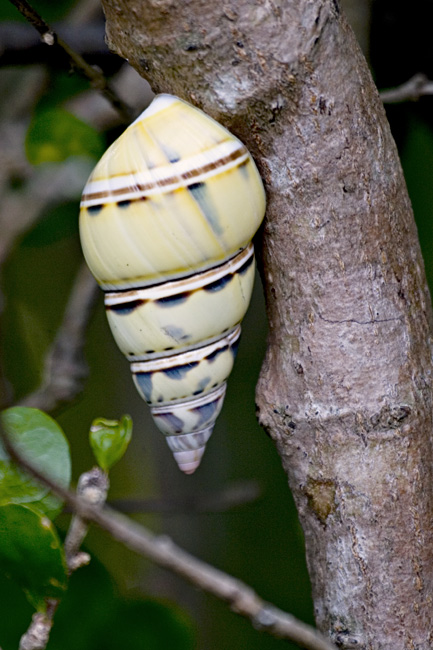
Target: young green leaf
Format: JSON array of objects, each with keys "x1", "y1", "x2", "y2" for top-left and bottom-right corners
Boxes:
[
  {"x1": 0, "y1": 504, "x2": 68, "y2": 611},
  {"x1": 26, "y1": 107, "x2": 105, "y2": 165},
  {"x1": 89, "y1": 415, "x2": 133, "y2": 471},
  {"x1": 0, "y1": 407, "x2": 71, "y2": 519}
]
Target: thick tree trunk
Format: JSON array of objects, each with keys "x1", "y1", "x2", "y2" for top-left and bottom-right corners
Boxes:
[{"x1": 100, "y1": 1, "x2": 433, "y2": 647}]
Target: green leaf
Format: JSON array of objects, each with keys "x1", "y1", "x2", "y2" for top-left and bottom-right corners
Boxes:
[
  {"x1": 0, "y1": 504, "x2": 68, "y2": 611},
  {"x1": 89, "y1": 415, "x2": 133, "y2": 471},
  {"x1": 26, "y1": 108, "x2": 105, "y2": 165},
  {"x1": 0, "y1": 407, "x2": 71, "y2": 519}
]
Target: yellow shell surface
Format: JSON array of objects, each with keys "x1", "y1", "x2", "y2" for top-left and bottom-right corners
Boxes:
[
  {"x1": 105, "y1": 244, "x2": 255, "y2": 358},
  {"x1": 131, "y1": 326, "x2": 240, "y2": 405},
  {"x1": 79, "y1": 95, "x2": 266, "y2": 290},
  {"x1": 79, "y1": 94, "x2": 267, "y2": 474}
]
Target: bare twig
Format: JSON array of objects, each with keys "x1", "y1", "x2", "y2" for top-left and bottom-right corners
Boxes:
[
  {"x1": 19, "y1": 603, "x2": 56, "y2": 650},
  {"x1": 64, "y1": 466, "x2": 109, "y2": 571},
  {"x1": 7, "y1": 0, "x2": 133, "y2": 122},
  {"x1": 18, "y1": 467, "x2": 109, "y2": 650},
  {"x1": 67, "y1": 65, "x2": 153, "y2": 132},
  {"x1": 3, "y1": 430, "x2": 336, "y2": 650},
  {"x1": 8, "y1": 0, "x2": 53, "y2": 42},
  {"x1": 19, "y1": 263, "x2": 99, "y2": 412},
  {"x1": 0, "y1": 22, "x2": 121, "y2": 74},
  {"x1": 379, "y1": 73, "x2": 433, "y2": 103}
]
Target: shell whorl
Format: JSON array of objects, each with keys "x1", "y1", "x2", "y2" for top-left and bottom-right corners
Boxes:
[{"x1": 79, "y1": 94, "x2": 266, "y2": 473}]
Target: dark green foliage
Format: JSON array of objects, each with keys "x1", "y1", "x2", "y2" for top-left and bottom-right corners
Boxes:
[
  {"x1": 0, "y1": 555, "x2": 196, "y2": 650},
  {"x1": 26, "y1": 108, "x2": 105, "y2": 165},
  {"x1": 0, "y1": 504, "x2": 68, "y2": 611},
  {"x1": 1, "y1": 407, "x2": 71, "y2": 519}
]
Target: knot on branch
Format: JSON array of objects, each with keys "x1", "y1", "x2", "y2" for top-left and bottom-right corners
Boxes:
[{"x1": 19, "y1": 612, "x2": 52, "y2": 650}]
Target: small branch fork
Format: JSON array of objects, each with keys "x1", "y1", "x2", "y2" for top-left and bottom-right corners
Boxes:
[
  {"x1": 2, "y1": 430, "x2": 337, "y2": 650},
  {"x1": 379, "y1": 73, "x2": 433, "y2": 103},
  {"x1": 19, "y1": 467, "x2": 109, "y2": 650},
  {"x1": 7, "y1": 0, "x2": 133, "y2": 122},
  {"x1": 18, "y1": 602, "x2": 57, "y2": 650},
  {"x1": 64, "y1": 467, "x2": 109, "y2": 572}
]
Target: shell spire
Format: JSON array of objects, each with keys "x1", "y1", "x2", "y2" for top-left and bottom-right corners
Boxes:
[{"x1": 79, "y1": 94, "x2": 266, "y2": 473}]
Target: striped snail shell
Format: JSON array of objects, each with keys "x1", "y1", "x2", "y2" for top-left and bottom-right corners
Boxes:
[{"x1": 79, "y1": 94, "x2": 266, "y2": 474}]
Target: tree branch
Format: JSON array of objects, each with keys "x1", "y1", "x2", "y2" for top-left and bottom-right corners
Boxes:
[
  {"x1": 2, "y1": 429, "x2": 336, "y2": 650},
  {"x1": 0, "y1": 21, "x2": 122, "y2": 74},
  {"x1": 19, "y1": 263, "x2": 99, "y2": 412},
  {"x1": 379, "y1": 73, "x2": 433, "y2": 103},
  {"x1": 64, "y1": 467, "x2": 109, "y2": 572},
  {"x1": 7, "y1": 0, "x2": 133, "y2": 122},
  {"x1": 18, "y1": 467, "x2": 109, "y2": 650},
  {"x1": 19, "y1": 604, "x2": 56, "y2": 650},
  {"x1": 99, "y1": 1, "x2": 433, "y2": 647}
]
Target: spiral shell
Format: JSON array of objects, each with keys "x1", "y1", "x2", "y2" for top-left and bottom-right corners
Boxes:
[{"x1": 79, "y1": 94, "x2": 266, "y2": 473}]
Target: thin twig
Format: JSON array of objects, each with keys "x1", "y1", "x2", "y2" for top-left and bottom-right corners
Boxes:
[
  {"x1": 19, "y1": 263, "x2": 99, "y2": 412},
  {"x1": 64, "y1": 467, "x2": 109, "y2": 572},
  {"x1": 8, "y1": 0, "x2": 53, "y2": 42},
  {"x1": 380, "y1": 73, "x2": 433, "y2": 103},
  {"x1": 18, "y1": 467, "x2": 108, "y2": 650},
  {"x1": 2, "y1": 430, "x2": 336, "y2": 650},
  {"x1": 19, "y1": 604, "x2": 56, "y2": 650},
  {"x1": 8, "y1": 0, "x2": 133, "y2": 122},
  {"x1": 0, "y1": 22, "x2": 121, "y2": 73}
]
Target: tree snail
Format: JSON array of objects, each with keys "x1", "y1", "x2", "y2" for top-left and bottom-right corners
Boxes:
[{"x1": 79, "y1": 94, "x2": 266, "y2": 474}]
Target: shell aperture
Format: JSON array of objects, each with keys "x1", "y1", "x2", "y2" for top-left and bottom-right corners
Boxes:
[{"x1": 79, "y1": 94, "x2": 266, "y2": 473}]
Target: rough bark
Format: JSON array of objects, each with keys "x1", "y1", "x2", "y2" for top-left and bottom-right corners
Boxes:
[{"x1": 100, "y1": 1, "x2": 433, "y2": 647}]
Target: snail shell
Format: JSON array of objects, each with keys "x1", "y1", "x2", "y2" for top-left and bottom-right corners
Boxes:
[{"x1": 79, "y1": 94, "x2": 266, "y2": 474}]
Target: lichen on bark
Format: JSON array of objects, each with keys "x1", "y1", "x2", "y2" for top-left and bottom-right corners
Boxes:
[{"x1": 100, "y1": 1, "x2": 433, "y2": 646}]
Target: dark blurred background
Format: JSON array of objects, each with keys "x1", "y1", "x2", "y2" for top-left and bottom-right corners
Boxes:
[{"x1": 1, "y1": 1, "x2": 432, "y2": 648}]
